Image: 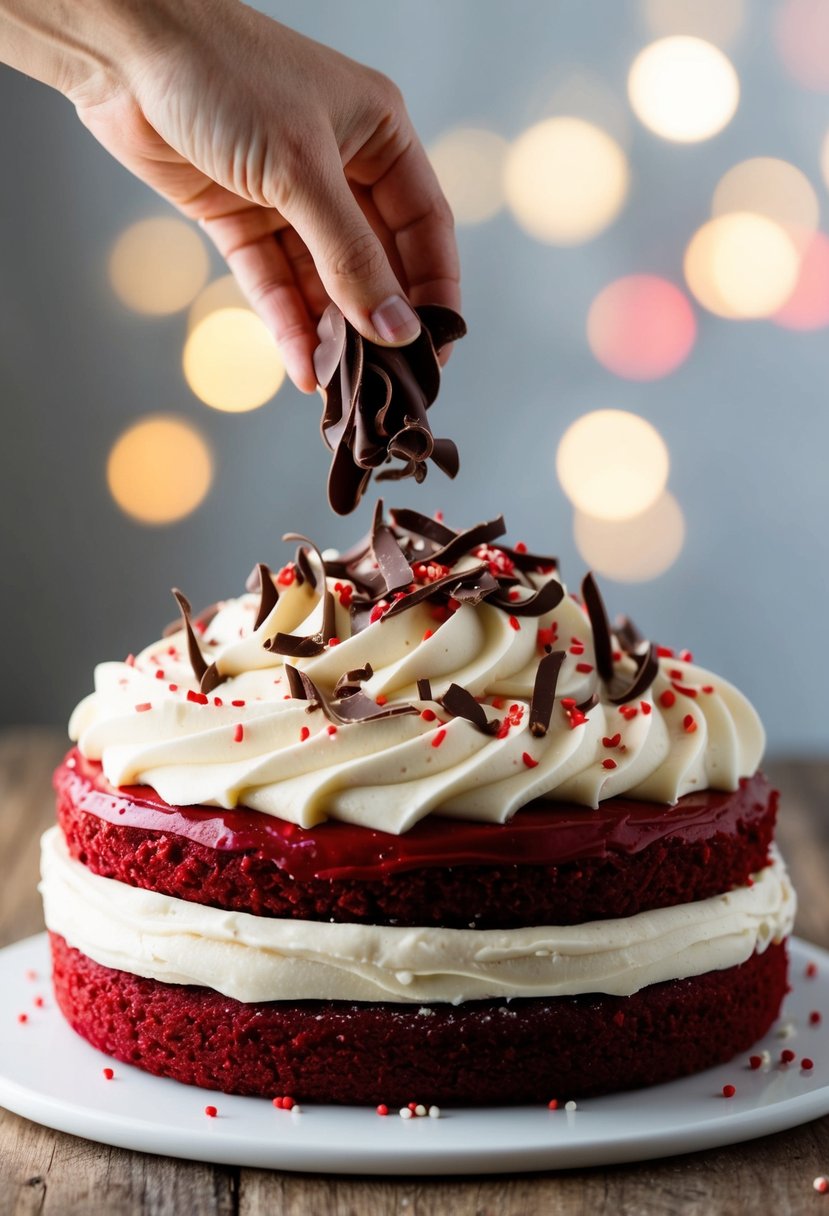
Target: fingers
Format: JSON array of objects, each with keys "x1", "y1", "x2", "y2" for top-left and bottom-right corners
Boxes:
[{"x1": 272, "y1": 145, "x2": 422, "y2": 349}]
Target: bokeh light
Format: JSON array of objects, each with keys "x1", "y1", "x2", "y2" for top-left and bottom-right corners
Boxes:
[
  {"x1": 504, "y1": 117, "x2": 629, "y2": 245},
  {"x1": 712, "y1": 158, "x2": 819, "y2": 248},
  {"x1": 641, "y1": 0, "x2": 745, "y2": 48},
  {"x1": 627, "y1": 37, "x2": 739, "y2": 142},
  {"x1": 684, "y1": 213, "x2": 800, "y2": 319},
  {"x1": 106, "y1": 416, "x2": 213, "y2": 526},
  {"x1": 109, "y1": 218, "x2": 210, "y2": 315},
  {"x1": 188, "y1": 274, "x2": 248, "y2": 332},
  {"x1": 775, "y1": 0, "x2": 829, "y2": 92},
  {"x1": 587, "y1": 275, "x2": 696, "y2": 380},
  {"x1": 428, "y1": 128, "x2": 508, "y2": 225},
  {"x1": 183, "y1": 308, "x2": 286, "y2": 412},
  {"x1": 574, "y1": 491, "x2": 686, "y2": 582},
  {"x1": 556, "y1": 410, "x2": 669, "y2": 521},
  {"x1": 772, "y1": 231, "x2": 829, "y2": 330}
]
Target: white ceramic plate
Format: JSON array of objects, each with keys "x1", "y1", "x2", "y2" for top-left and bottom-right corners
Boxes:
[{"x1": 0, "y1": 933, "x2": 827, "y2": 1175}]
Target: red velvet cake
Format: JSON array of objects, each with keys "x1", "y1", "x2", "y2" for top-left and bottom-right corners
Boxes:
[{"x1": 41, "y1": 506, "x2": 796, "y2": 1106}]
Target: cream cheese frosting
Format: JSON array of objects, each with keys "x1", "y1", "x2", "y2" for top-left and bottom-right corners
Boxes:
[
  {"x1": 68, "y1": 512, "x2": 765, "y2": 834},
  {"x1": 40, "y1": 827, "x2": 795, "y2": 1005}
]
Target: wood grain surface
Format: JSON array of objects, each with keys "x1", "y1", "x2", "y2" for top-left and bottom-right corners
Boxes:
[{"x1": 0, "y1": 728, "x2": 827, "y2": 1216}]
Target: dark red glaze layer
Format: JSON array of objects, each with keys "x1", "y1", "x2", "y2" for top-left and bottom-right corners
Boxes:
[
  {"x1": 56, "y1": 752, "x2": 777, "y2": 929},
  {"x1": 50, "y1": 933, "x2": 789, "y2": 1105}
]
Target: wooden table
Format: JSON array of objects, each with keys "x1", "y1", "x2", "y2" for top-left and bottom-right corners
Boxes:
[{"x1": 1, "y1": 727, "x2": 827, "y2": 1215}]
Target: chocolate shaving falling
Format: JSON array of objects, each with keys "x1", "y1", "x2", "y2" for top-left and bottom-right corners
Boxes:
[
  {"x1": 171, "y1": 589, "x2": 224, "y2": 694},
  {"x1": 607, "y1": 643, "x2": 660, "y2": 706},
  {"x1": 314, "y1": 303, "x2": 466, "y2": 514},
  {"x1": 440, "y1": 682, "x2": 497, "y2": 734},
  {"x1": 252, "y1": 564, "x2": 279, "y2": 631},
  {"x1": 417, "y1": 677, "x2": 433, "y2": 701},
  {"x1": 529, "y1": 650, "x2": 566, "y2": 737},
  {"x1": 581, "y1": 573, "x2": 614, "y2": 682}
]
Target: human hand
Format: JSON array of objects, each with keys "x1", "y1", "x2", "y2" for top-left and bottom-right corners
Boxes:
[{"x1": 60, "y1": 1, "x2": 460, "y2": 392}]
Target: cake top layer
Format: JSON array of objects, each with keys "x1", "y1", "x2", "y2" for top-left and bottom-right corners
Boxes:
[{"x1": 69, "y1": 506, "x2": 764, "y2": 834}]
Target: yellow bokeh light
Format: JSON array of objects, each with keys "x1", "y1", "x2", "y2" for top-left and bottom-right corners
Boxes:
[
  {"x1": 183, "y1": 308, "x2": 285, "y2": 412},
  {"x1": 188, "y1": 274, "x2": 248, "y2": 332},
  {"x1": 109, "y1": 218, "x2": 210, "y2": 315},
  {"x1": 574, "y1": 491, "x2": 686, "y2": 583},
  {"x1": 684, "y1": 213, "x2": 800, "y2": 319},
  {"x1": 107, "y1": 415, "x2": 213, "y2": 526},
  {"x1": 819, "y1": 129, "x2": 829, "y2": 193},
  {"x1": 556, "y1": 410, "x2": 669, "y2": 522},
  {"x1": 628, "y1": 37, "x2": 739, "y2": 142},
  {"x1": 712, "y1": 158, "x2": 819, "y2": 248},
  {"x1": 641, "y1": 0, "x2": 745, "y2": 48},
  {"x1": 504, "y1": 117, "x2": 629, "y2": 245},
  {"x1": 428, "y1": 128, "x2": 508, "y2": 225}
]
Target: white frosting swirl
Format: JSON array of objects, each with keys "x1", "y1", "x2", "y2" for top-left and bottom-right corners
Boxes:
[
  {"x1": 68, "y1": 554, "x2": 765, "y2": 833},
  {"x1": 40, "y1": 827, "x2": 794, "y2": 1004}
]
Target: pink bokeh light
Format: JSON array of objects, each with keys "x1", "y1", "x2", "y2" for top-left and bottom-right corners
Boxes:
[
  {"x1": 587, "y1": 274, "x2": 697, "y2": 380},
  {"x1": 775, "y1": 0, "x2": 829, "y2": 91},
  {"x1": 773, "y1": 232, "x2": 829, "y2": 330}
]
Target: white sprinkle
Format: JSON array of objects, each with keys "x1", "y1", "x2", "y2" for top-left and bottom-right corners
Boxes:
[
  {"x1": 760, "y1": 1050, "x2": 771, "y2": 1068},
  {"x1": 428, "y1": 1105, "x2": 441, "y2": 1119},
  {"x1": 565, "y1": 1100, "x2": 577, "y2": 1112},
  {"x1": 813, "y1": 1176, "x2": 829, "y2": 1193},
  {"x1": 399, "y1": 1107, "x2": 413, "y2": 1120},
  {"x1": 776, "y1": 1021, "x2": 796, "y2": 1040},
  {"x1": 290, "y1": 1104, "x2": 302, "y2": 1115},
  {"x1": 415, "y1": 1104, "x2": 427, "y2": 1117}
]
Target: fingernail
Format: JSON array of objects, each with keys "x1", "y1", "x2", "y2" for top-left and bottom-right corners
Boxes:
[{"x1": 370, "y1": 295, "x2": 421, "y2": 345}]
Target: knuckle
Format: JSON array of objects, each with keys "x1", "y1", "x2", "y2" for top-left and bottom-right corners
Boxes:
[
  {"x1": 366, "y1": 69, "x2": 403, "y2": 111},
  {"x1": 331, "y1": 230, "x2": 387, "y2": 284}
]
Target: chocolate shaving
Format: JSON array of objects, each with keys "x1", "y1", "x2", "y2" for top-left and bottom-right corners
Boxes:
[
  {"x1": 383, "y1": 563, "x2": 489, "y2": 619},
  {"x1": 577, "y1": 691, "x2": 600, "y2": 715},
  {"x1": 287, "y1": 664, "x2": 417, "y2": 726},
  {"x1": 417, "y1": 677, "x2": 433, "y2": 701},
  {"x1": 371, "y1": 499, "x2": 414, "y2": 594},
  {"x1": 267, "y1": 632, "x2": 326, "y2": 658},
  {"x1": 615, "y1": 615, "x2": 644, "y2": 653},
  {"x1": 334, "y1": 665, "x2": 374, "y2": 698},
  {"x1": 607, "y1": 643, "x2": 660, "y2": 705},
  {"x1": 430, "y1": 516, "x2": 507, "y2": 568},
  {"x1": 314, "y1": 303, "x2": 466, "y2": 515},
  {"x1": 492, "y1": 577, "x2": 565, "y2": 617},
  {"x1": 252, "y1": 564, "x2": 279, "y2": 631},
  {"x1": 171, "y1": 589, "x2": 224, "y2": 693},
  {"x1": 282, "y1": 533, "x2": 336, "y2": 643},
  {"x1": 285, "y1": 663, "x2": 307, "y2": 701},
  {"x1": 389, "y1": 508, "x2": 457, "y2": 548},
  {"x1": 581, "y1": 573, "x2": 614, "y2": 682},
  {"x1": 529, "y1": 650, "x2": 566, "y2": 737},
  {"x1": 162, "y1": 600, "x2": 220, "y2": 639},
  {"x1": 440, "y1": 683, "x2": 497, "y2": 734}
]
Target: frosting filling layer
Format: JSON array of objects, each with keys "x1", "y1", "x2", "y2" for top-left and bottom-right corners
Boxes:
[{"x1": 40, "y1": 827, "x2": 795, "y2": 1005}]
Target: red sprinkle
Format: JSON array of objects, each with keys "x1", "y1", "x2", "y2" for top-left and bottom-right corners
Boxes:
[
  {"x1": 679, "y1": 649, "x2": 694, "y2": 662},
  {"x1": 370, "y1": 600, "x2": 391, "y2": 624},
  {"x1": 233, "y1": 724, "x2": 244, "y2": 743},
  {"x1": 640, "y1": 701, "x2": 652, "y2": 715},
  {"x1": 810, "y1": 1011, "x2": 822, "y2": 1026},
  {"x1": 780, "y1": 1049, "x2": 796, "y2": 1065},
  {"x1": 17, "y1": 1013, "x2": 28, "y2": 1024},
  {"x1": 673, "y1": 683, "x2": 698, "y2": 698},
  {"x1": 806, "y1": 962, "x2": 819, "y2": 979},
  {"x1": 168, "y1": 684, "x2": 178, "y2": 693},
  {"x1": 522, "y1": 752, "x2": 539, "y2": 769},
  {"x1": 186, "y1": 690, "x2": 208, "y2": 705},
  {"x1": 422, "y1": 630, "x2": 434, "y2": 641},
  {"x1": 103, "y1": 1068, "x2": 114, "y2": 1080},
  {"x1": 376, "y1": 1104, "x2": 389, "y2": 1116},
  {"x1": 491, "y1": 697, "x2": 505, "y2": 710},
  {"x1": 802, "y1": 1058, "x2": 815, "y2": 1071},
  {"x1": 547, "y1": 1099, "x2": 559, "y2": 1110},
  {"x1": 508, "y1": 616, "x2": 520, "y2": 631},
  {"x1": 277, "y1": 564, "x2": 296, "y2": 586},
  {"x1": 231, "y1": 699, "x2": 246, "y2": 708},
  {"x1": 656, "y1": 646, "x2": 674, "y2": 658},
  {"x1": 328, "y1": 637, "x2": 340, "y2": 647},
  {"x1": 327, "y1": 725, "x2": 338, "y2": 736},
  {"x1": 683, "y1": 714, "x2": 697, "y2": 733},
  {"x1": 508, "y1": 589, "x2": 521, "y2": 602},
  {"x1": 421, "y1": 708, "x2": 437, "y2": 721},
  {"x1": 702, "y1": 685, "x2": 715, "y2": 694},
  {"x1": 620, "y1": 706, "x2": 638, "y2": 720},
  {"x1": 749, "y1": 1056, "x2": 763, "y2": 1070},
  {"x1": 603, "y1": 734, "x2": 622, "y2": 748},
  {"x1": 299, "y1": 726, "x2": 310, "y2": 743},
  {"x1": 537, "y1": 626, "x2": 558, "y2": 651},
  {"x1": 376, "y1": 695, "x2": 388, "y2": 706},
  {"x1": 602, "y1": 759, "x2": 617, "y2": 770},
  {"x1": 134, "y1": 702, "x2": 152, "y2": 713},
  {"x1": 432, "y1": 729, "x2": 447, "y2": 748},
  {"x1": 569, "y1": 644, "x2": 585, "y2": 656},
  {"x1": 659, "y1": 690, "x2": 676, "y2": 709},
  {"x1": 575, "y1": 662, "x2": 594, "y2": 674},
  {"x1": 155, "y1": 669, "x2": 165, "y2": 680},
  {"x1": 815, "y1": 1177, "x2": 829, "y2": 1194},
  {"x1": 408, "y1": 1102, "x2": 418, "y2": 1112},
  {"x1": 213, "y1": 696, "x2": 223, "y2": 706},
  {"x1": 33, "y1": 996, "x2": 44, "y2": 1008},
  {"x1": 515, "y1": 542, "x2": 527, "y2": 553},
  {"x1": 204, "y1": 1106, "x2": 218, "y2": 1118},
  {"x1": 722, "y1": 1085, "x2": 736, "y2": 1099}
]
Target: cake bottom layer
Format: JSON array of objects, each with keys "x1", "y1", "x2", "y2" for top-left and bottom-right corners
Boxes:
[{"x1": 49, "y1": 933, "x2": 789, "y2": 1105}]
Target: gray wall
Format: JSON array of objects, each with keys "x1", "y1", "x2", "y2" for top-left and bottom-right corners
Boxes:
[{"x1": 1, "y1": 1, "x2": 827, "y2": 753}]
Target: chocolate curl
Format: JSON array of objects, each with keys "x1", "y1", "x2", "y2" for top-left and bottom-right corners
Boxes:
[
  {"x1": 430, "y1": 516, "x2": 507, "y2": 568},
  {"x1": 282, "y1": 532, "x2": 336, "y2": 644},
  {"x1": 171, "y1": 589, "x2": 223, "y2": 694},
  {"x1": 440, "y1": 683, "x2": 498, "y2": 734},
  {"x1": 371, "y1": 499, "x2": 414, "y2": 594},
  {"x1": 607, "y1": 643, "x2": 660, "y2": 705},
  {"x1": 529, "y1": 650, "x2": 566, "y2": 737},
  {"x1": 267, "y1": 632, "x2": 326, "y2": 658},
  {"x1": 615, "y1": 615, "x2": 644, "y2": 653},
  {"x1": 252, "y1": 564, "x2": 279, "y2": 631},
  {"x1": 288, "y1": 664, "x2": 417, "y2": 726},
  {"x1": 383, "y1": 563, "x2": 489, "y2": 619},
  {"x1": 581, "y1": 573, "x2": 615, "y2": 683},
  {"x1": 315, "y1": 303, "x2": 467, "y2": 515},
  {"x1": 389, "y1": 507, "x2": 457, "y2": 548},
  {"x1": 417, "y1": 677, "x2": 433, "y2": 701},
  {"x1": 492, "y1": 577, "x2": 565, "y2": 617},
  {"x1": 334, "y1": 664, "x2": 374, "y2": 698}
]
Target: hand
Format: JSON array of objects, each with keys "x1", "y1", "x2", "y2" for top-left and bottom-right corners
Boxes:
[{"x1": 62, "y1": 1, "x2": 460, "y2": 393}]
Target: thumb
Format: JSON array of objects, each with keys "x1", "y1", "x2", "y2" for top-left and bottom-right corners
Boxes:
[{"x1": 276, "y1": 158, "x2": 421, "y2": 349}]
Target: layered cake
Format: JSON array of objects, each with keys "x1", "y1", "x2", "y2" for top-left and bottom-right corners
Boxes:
[{"x1": 41, "y1": 507, "x2": 795, "y2": 1105}]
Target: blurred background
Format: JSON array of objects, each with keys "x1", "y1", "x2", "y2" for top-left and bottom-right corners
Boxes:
[{"x1": 1, "y1": 0, "x2": 828, "y2": 754}]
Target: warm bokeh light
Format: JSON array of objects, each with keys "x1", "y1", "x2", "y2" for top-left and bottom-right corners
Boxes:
[
  {"x1": 775, "y1": 0, "x2": 829, "y2": 92},
  {"x1": 556, "y1": 410, "x2": 669, "y2": 521},
  {"x1": 428, "y1": 127, "x2": 508, "y2": 225},
  {"x1": 574, "y1": 491, "x2": 686, "y2": 582},
  {"x1": 684, "y1": 213, "x2": 800, "y2": 319},
  {"x1": 188, "y1": 274, "x2": 248, "y2": 332},
  {"x1": 627, "y1": 37, "x2": 739, "y2": 142},
  {"x1": 773, "y1": 231, "x2": 829, "y2": 330},
  {"x1": 106, "y1": 415, "x2": 213, "y2": 525},
  {"x1": 109, "y1": 218, "x2": 210, "y2": 315},
  {"x1": 587, "y1": 275, "x2": 696, "y2": 380},
  {"x1": 183, "y1": 308, "x2": 286, "y2": 412},
  {"x1": 504, "y1": 117, "x2": 629, "y2": 245},
  {"x1": 641, "y1": 0, "x2": 745, "y2": 48},
  {"x1": 712, "y1": 158, "x2": 819, "y2": 248}
]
